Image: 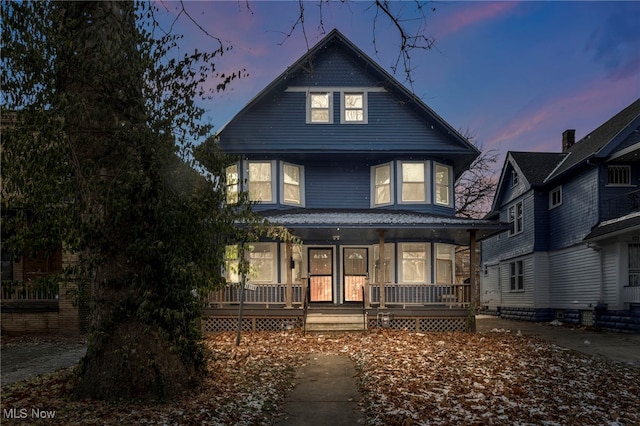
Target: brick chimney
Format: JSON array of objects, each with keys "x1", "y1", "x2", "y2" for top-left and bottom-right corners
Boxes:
[{"x1": 562, "y1": 129, "x2": 576, "y2": 152}]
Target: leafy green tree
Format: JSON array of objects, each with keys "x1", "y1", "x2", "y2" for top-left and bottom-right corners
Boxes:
[{"x1": 1, "y1": 0, "x2": 274, "y2": 400}]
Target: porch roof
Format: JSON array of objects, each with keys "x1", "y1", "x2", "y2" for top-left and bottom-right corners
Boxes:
[
  {"x1": 259, "y1": 208, "x2": 509, "y2": 245},
  {"x1": 584, "y1": 211, "x2": 640, "y2": 242}
]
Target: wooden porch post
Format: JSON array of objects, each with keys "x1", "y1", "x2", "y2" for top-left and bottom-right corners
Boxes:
[
  {"x1": 469, "y1": 229, "x2": 478, "y2": 307},
  {"x1": 378, "y1": 229, "x2": 386, "y2": 309},
  {"x1": 285, "y1": 242, "x2": 293, "y2": 308}
]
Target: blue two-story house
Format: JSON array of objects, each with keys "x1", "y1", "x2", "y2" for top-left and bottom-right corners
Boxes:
[
  {"x1": 481, "y1": 98, "x2": 640, "y2": 332},
  {"x1": 203, "y1": 29, "x2": 505, "y2": 333}
]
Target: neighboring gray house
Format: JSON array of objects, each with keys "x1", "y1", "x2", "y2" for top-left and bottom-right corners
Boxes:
[{"x1": 481, "y1": 98, "x2": 640, "y2": 332}]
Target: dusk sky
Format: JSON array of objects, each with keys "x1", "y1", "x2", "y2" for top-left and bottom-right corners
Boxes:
[{"x1": 158, "y1": 1, "x2": 640, "y2": 167}]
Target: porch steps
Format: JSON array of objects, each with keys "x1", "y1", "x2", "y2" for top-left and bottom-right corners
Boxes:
[{"x1": 305, "y1": 313, "x2": 366, "y2": 333}]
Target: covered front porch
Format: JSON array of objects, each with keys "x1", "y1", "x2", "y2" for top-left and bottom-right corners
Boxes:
[{"x1": 204, "y1": 209, "x2": 507, "y2": 333}]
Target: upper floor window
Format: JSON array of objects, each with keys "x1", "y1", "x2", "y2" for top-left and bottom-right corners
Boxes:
[
  {"x1": 281, "y1": 162, "x2": 304, "y2": 206},
  {"x1": 307, "y1": 92, "x2": 332, "y2": 123},
  {"x1": 372, "y1": 163, "x2": 393, "y2": 207},
  {"x1": 607, "y1": 165, "x2": 631, "y2": 186},
  {"x1": 435, "y1": 163, "x2": 452, "y2": 206},
  {"x1": 511, "y1": 170, "x2": 519, "y2": 187},
  {"x1": 248, "y1": 161, "x2": 275, "y2": 202},
  {"x1": 225, "y1": 163, "x2": 239, "y2": 205},
  {"x1": 509, "y1": 201, "x2": 523, "y2": 236},
  {"x1": 341, "y1": 92, "x2": 367, "y2": 123},
  {"x1": 401, "y1": 162, "x2": 427, "y2": 203},
  {"x1": 549, "y1": 186, "x2": 562, "y2": 209},
  {"x1": 510, "y1": 260, "x2": 524, "y2": 291}
]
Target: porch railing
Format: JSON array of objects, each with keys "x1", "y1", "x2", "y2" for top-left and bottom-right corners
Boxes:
[
  {"x1": 369, "y1": 283, "x2": 471, "y2": 308},
  {"x1": 622, "y1": 285, "x2": 640, "y2": 305},
  {"x1": 206, "y1": 283, "x2": 304, "y2": 307},
  {"x1": 1, "y1": 280, "x2": 59, "y2": 301},
  {"x1": 205, "y1": 282, "x2": 470, "y2": 308}
]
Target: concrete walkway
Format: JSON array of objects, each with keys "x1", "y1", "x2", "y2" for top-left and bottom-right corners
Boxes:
[
  {"x1": 275, "y1": 353, "x2": 365, "y2": 426},
  {"x1": 476, "y1": 315, "x2": 640, "y2": 368},
  {"x1": 1, "y1": 340, "x2": 87, "y2": 386}
]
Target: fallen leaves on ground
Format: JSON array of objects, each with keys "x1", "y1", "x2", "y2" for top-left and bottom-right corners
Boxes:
[{"x1": 1, "y1": 330, "x2": 638, "y2": 425}]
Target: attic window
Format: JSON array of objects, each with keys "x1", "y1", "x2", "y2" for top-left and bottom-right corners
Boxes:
[
  {"x1": 308, "y1": 92, "x2": 332, "y2": 123},
  {"x1": 511, "y1": 170, "x2": 519, "y2": 187},
  {"x1": 341, "y1": 92, "x2": 367, "y2": 123}
]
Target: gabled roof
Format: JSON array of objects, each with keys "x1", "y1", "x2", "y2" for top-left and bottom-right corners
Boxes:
[
  {"x1": 490, "y1": 151, "x2": 566, "y2": 211},
  {"x1": 216, "y1": 29, "x2": 479, "y2": 175},
  {"x1": 547, "y1": 97, "x2": 640, "y2": 181},
  {"x1": 509, "y1": 152, "x2": 567, "y2": 186}
]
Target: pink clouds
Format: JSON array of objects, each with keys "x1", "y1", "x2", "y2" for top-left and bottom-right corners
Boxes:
[
  {"x1": 485, "y1": 74, "x2": 639, "y2": 154},
  {"x1": 434, "y1": 2, "x2": 519, "y2": 38}
]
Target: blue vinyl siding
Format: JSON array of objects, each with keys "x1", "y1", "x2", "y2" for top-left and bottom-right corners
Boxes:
[
  {"x1": 249, "y1": 157, "x2": 457, "y2": 214},
  {"x1": 220, "y1": 91, "x2": 459, "y2": 155},
  {"x1": 305, "y1": 159, "x2": 371, "y2": 209},
  {"x1": 548, "y1": 169, "x2": 599, "y2": 250}
]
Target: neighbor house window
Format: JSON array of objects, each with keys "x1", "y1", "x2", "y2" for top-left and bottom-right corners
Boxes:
[
  {"x1": 509, "y1": 201, "x2": 523, "y2": 236},
  {"x1": 225, "y1": 163, "x2": 239, "y2": 205},
  {"x1": 308, "y1": 92, "x2": 332, "y2": 123},
  {"x1": 248, "y1": 243, "x2": 277, "y2": 283},
  {"x1": 549, "y1": 186, "x2": 562, "y2": 209},
  {"x1": 372, "y1": 163, "x2": 393, "y2": 206},
  {"x1": 224, "y1": 245, "x2": 240, "y2": 283},
  {"x1": 435, "y1": 163, "x2": 451, "y2": 206},
  {"x1": 341, "y1": 92, "x2": 367, "y2": 123},
  {"x1": 510, "y1": 260, "x2": 524, "y2": 291},
  {"x1": 248, "y1": 161, "x2": 274, "y2": 202},
  {"x1": 400, "y1": 162, "x2": 426, "y2": 203},
  {"x1": 400, "y1": 243, "x2": 429, "y2": 283},
  {"x1": 629, "y1": 243, "x2": 640, "y2": 287},
  {"x1": 607, "y1": 165, "x2": 631, "y2": 186},
  {"x1": 435, "y1": 244, "x2": 454, "y2": 284},
  {"x1": 512, "y1": 170, "x2": 519, "y2": 187},
  {"x1": 281, "y1": 162, "x2": 304, "y2": 206}
]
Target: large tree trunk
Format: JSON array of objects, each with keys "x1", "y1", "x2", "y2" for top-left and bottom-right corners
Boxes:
[{"x1": 53, "y1": 1, "x2": 203, "y2": 401}]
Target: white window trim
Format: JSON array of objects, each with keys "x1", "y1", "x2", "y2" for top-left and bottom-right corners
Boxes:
[
  {"x1": 397, "y1": 161, "x2": 430, "y2": 205},
  {"x1": 508, "y1": 201, "x2": 524, "y2": 236},
  {"x1": 280, "y1": 161, "x2": 305, "y2": 207},
  {"x1": 225, "y1": 162, "x2": 240, "y2": 205},
  {"x1": 371, "y1": 162, "x2": 394, "y2": 207},
  {"x1": 509, "y1": 260, "x2": 524, "y2": 292},
  {"x1": 434, "y1": 162, "x2": 453, "y2": 207},
  {"x1": 340, "y1": 91, "x2": 368, "y2": 124},
  {"x1": 398, "y1": 242, "x2": 431, "y2": 284},
  {"x1": 511, "y1": 170, "x2": 519, "y2": 187},
  {"x1": 549, "y1": 186, "x2": 562, "y2": 209},
  {"x1": 247, "y1": 242, "x2": 278, "y2": 283},
  {"x1": 435, "y1": 243, "x2": 455, "y2": 285},
  {"x1": 372, "y1": 243, "x2": 395, "y2": 285},
  {"x1": 306, "y1": 91, "x2": 333, "y2": 124},
  {"x1": 245, "y1": 160, "x2": 277, "y2": 204}
]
